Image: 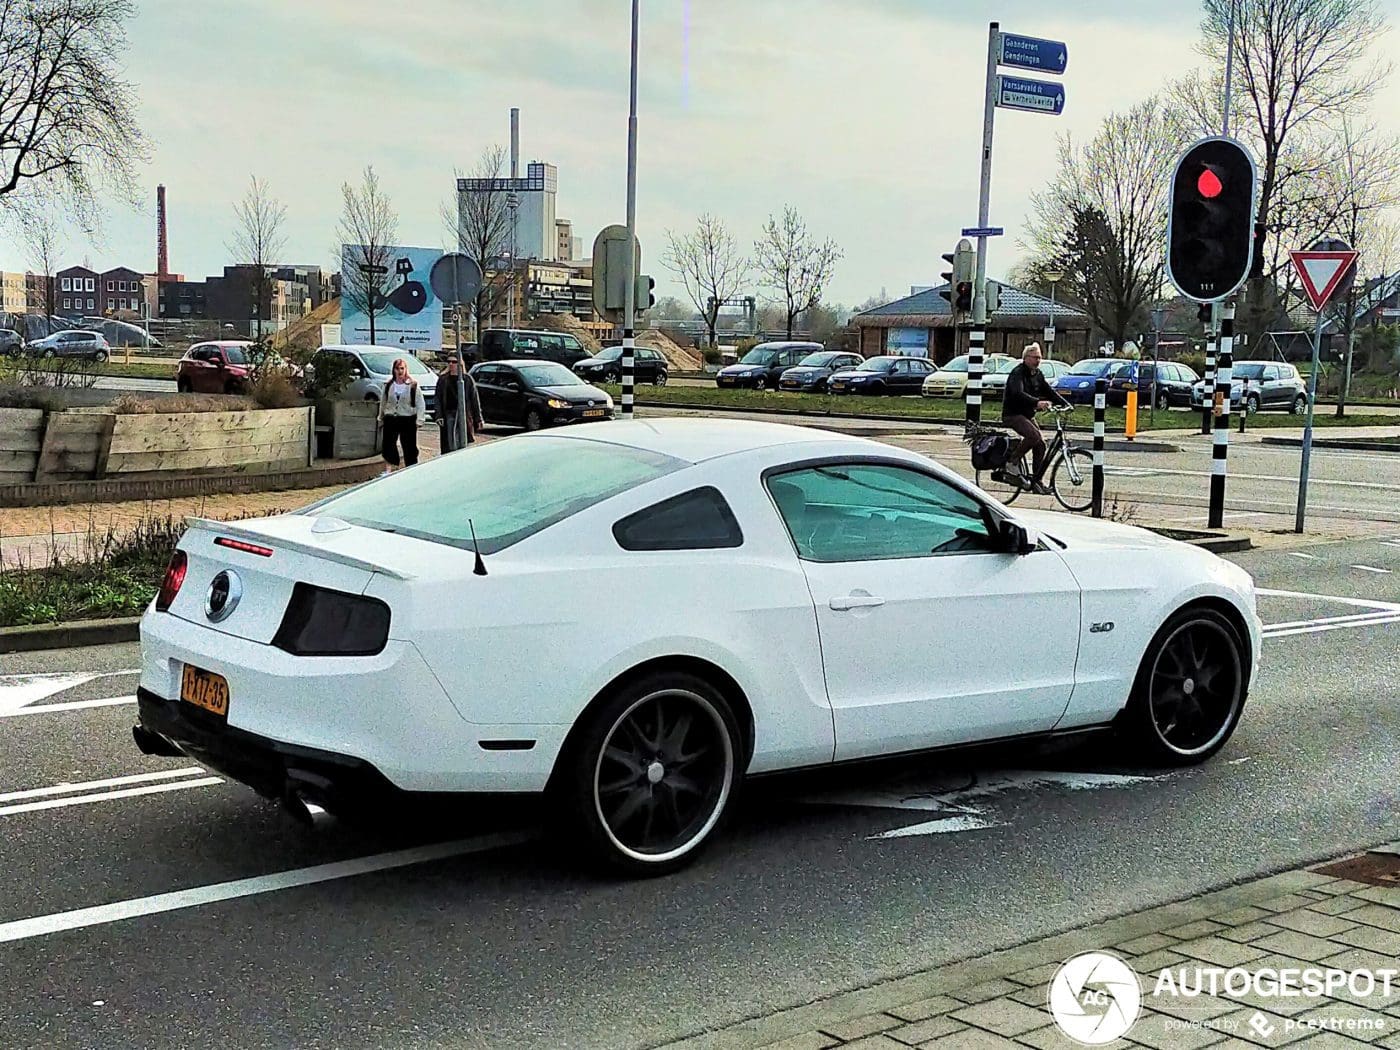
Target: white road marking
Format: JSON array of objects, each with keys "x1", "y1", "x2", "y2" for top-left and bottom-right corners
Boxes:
[
  {"x1": 0, "y1": 695, "x2": 136, "y2": 718},
  {"x1": 0, "y1": 670, "x2": 138, "y2": 716},
  {"x1": 1262, "y1": 610, "x2": 1400, "y2": 632},
  {"x1": 0, "y1": 767, "x2": 206, "y2": 804},
  {"x1": 1262, "y1": 615, "x2": 1400, "y2": 639},
  {"x1": 0, "y1": 831, "x2": 533, "y2": 945},
  {"x1": 1288, "y1": 552, "x2": 1318, "y2": 560},
  {"x1": 1256, "y1": 588, "x2": 1400, "y2": 612},
  {"x1": 1384, "y1": 541, "x2": 1400, "y2": 550},
  {"x1": 1109, "y1": 466, "x2": 1400, "y2": 492},
  {"x1": 1352, "y1": 565, "x2": 1392, "y2": 575},
  {"x1": 872, "y1": 815, "x2": 1006, "y2": 839},
  {"x1": 0, "y1": 778, "x2": 223, "y2": 817}
]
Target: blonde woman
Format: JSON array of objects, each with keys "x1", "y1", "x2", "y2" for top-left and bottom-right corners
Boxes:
[{"x1": 379, "y1": 357, "x2": 421, "y2": 473}]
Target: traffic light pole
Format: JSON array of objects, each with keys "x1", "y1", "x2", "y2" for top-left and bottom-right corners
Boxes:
[
  {"x1": 620, "y1": 0, "x2": 640, "y2": 418},
  {"x1": 1208, "y1": 300, "x2": 1235, "y2": 529},
  {"x1": 1201, "y1": 303, "x2": 1218, "y2": 435},
  {"x1": 967, "y1": 21, "x2": 1001, "y2": 426}
]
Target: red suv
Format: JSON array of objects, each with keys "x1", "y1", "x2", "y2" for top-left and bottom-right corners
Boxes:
[{"x1": 176, "y1": 342, "x2": 255, "y2": 394}]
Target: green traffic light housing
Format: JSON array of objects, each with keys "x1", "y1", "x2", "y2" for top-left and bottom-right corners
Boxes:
[{"x1": 1167, "y1": 136, "x2": 1257, "y2": 303}]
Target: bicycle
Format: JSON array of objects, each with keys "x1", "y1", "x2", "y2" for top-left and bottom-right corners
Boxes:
[{"x1": 964, "y1": 405, "x2": 1096, "y2": 512}]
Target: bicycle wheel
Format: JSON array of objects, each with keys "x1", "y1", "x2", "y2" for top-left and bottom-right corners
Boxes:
[
  {"x1": 978, "y1": 462, "x2": 1022, "y2": 505},
  {"x1": 1051, "y1": 447, "x2": 1096, "y2": 512}
]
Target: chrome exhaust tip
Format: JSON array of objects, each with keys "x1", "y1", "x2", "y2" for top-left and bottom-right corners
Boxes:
[{"x1": 281, "y1": 790, "x2": 332, "y2": 828}]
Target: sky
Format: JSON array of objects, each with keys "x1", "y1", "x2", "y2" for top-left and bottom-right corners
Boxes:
[{"x1": 3, "y1": 0, "x2": 1399, "y2": 308}]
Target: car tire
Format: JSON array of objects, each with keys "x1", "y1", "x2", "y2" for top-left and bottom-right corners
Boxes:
[
  {"x1": 654, "y1": 371, "x2": 667, "y2": 386},
  {"x1": 605, "y1": 369, "x2": 620, "y2": 384},
  {"x1": 754, "y1": 376, "x2": 768, "y2": 391},
  {"x1": 1156, "y1": 390, "x2": 1170, "y2": 410},
  {"x1": 176, "y1": 378, "x2": 192, "y2": 394},
  {"x1": 42, "y1": 348, "x2": 55, "y2": 359},
  {"x1": 553, "y1": 670, "x2": 743, "y2": 877},
  {"x1": 1245, "y1": 394, "x2": 1260, "y2": 415},
  {"x1": 524, "y1": 407, "x2": 545, "y2": 431},
  {"x1": 1291, "y1": 393, "x2": 1307, "y2": 414},
  {"x1": 1121, "y1": 607, "x2": 1247, "y2": 766},
  {"x1": 94, "y1": 350, "x2": 108, "y2": 363}
]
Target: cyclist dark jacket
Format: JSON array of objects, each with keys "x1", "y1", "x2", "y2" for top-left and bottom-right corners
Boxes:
[{"x1": 1002, "y1": 363, "x2": 1058, "y2": 421}]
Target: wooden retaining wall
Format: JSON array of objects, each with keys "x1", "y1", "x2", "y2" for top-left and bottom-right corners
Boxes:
[{"x1": 0, "y1": 409, "x2": 44, "y2": 485}]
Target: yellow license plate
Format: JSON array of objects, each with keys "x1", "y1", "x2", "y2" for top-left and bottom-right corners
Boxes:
[
  {"x1": 180, "y1": 665, "x2": 229, "y2": 717},
  {"x1": 583, "y1": 409, "x2": 604, "y2": 418}
]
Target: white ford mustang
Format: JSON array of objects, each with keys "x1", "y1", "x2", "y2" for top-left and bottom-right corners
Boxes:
[{"x1": 134, "y1": 418, "x2": 1260, "y2": 875}]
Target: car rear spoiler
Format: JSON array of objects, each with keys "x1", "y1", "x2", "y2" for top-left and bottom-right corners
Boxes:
[{"x1": 182, "y1": 517, "x2": 415, "y2": 580}]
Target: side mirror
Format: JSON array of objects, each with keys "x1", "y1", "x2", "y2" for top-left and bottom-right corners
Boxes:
[{"x1": 998, "y1": 519, "x2": 1038, "y2": 555}]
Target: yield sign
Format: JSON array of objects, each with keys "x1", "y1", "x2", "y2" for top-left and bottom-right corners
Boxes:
[{"x1": 1290, "y1": 248, "x2": 1358, "y2": 311}]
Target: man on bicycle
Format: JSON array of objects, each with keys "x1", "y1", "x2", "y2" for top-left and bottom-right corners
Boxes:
[{"x1": 1001, "y1": 343, "x2": 1064, "y2": 495}]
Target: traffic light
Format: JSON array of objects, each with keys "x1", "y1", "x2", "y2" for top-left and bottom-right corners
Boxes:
[
  {"x1": 939, "y1": 238, "x2": 976, "y2": 316},
  {"x1": 591, "y1": 224, "x2": 641, "y2": 323},
  {"x1": 984, "y1": 280, "x2": 1000, "y2": 316},
  {"x1": 635, "y1": 274, "x2": 655, "y2": 313},
  {"x1": 1167, "y1": 136, "x2": 1257, "y2": 303}
]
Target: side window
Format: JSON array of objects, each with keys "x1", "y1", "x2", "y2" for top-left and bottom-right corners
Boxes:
[
  {"x1": 767, "y1": 464, "x2": 994, "y2": 563},
  {"x1": 891, "y1": 359, "x2": 910, "y2": 375},
  {"x1": 613, "y1": 487, "x2": 744, "y2": 551},
  {"x1": 562, "y1": 336, "x2": 583, "y2": 353},
  {"x1": 513, "y1": 335, "x2": 542, "y2": 354},
  {"x1": 475, "y1": 365, "x2": 502, "y2": 385},
  {"x1": 1263, "y1": 366, "x2": 1280, "y2": 381}
]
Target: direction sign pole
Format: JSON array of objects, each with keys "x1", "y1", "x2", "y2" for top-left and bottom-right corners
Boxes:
[
  {"x1": 1295, "y1": 308, "x2": 1324, "y2": 532},
  {"x1": 969, "y1": 20, "x2": 1000, "y2": 424},
  {"x1": 620, "y1": 0, "x2": 640, "y2": 418}
]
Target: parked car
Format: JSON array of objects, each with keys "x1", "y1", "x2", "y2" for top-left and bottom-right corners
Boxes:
[
  {"x1": 133, "y1": 418, "x2": 1260, "y2": 876},
  {"x1": 922, "y1": 354, "x2": 1016, "y2": 399},
  {"x1": 1102, "y1": 360, "x2": 1203, "y2": 409},
  {"x1": 0, "y1": 328, "x2": 22, "y2": 356},
  {"x1": 471, "y1": 359, "x2": 614, "y2": 430},
  {"x1": 479, "y1": 328, "x2": 592, "y2": 369},
  {"x1": 309, "y1": 344, "x2": 437, "y2": 422},
  {"x1": 715, "y1": 341, "x2": 821, "y2": 390},
  {"x1": 573, "y1": 345, "x2": 669, "y2": 385},
  {"x1": 1052, "y1": 358, "x2": 1132, "y2": 405},
  {"x1": 25, "y1": 329, "x2": 111, "y2": 361},
  {"x1": 176, "y1": 342, "x2": 257, "y2": 394},
  {"x1": 778, "y1": 351, "x2": 866, "y2": 393},
  {"x1": 828, "y1": 355, "x2": 936, "y2": 396},
  {"x1": 1190, "y1": 360, "x2": 1307, "y2": 414}
]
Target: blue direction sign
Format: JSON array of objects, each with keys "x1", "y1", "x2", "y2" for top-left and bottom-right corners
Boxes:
[
  {"x1": 998, "y1": 32, "x2": 1068, "y2": 75},
  {"x1": 996, "y1": 75, "x2": 1066, "y2": 115},
  {"x1": 962, "y1": 227, "x2": 1005, "y2": 238}
]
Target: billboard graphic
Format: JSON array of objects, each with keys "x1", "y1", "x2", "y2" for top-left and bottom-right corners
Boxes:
[
  {"x1": 340, "y1": 244, "x2": 444, "y2": 350},
  {"x1": 887, "y1": 327, "x2": 930, "y2": 357}
]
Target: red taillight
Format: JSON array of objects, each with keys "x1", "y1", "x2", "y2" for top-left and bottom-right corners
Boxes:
[
  {"x1": 156, "y1": 550, "x2": 187, "y2": 612},
  {"x1": 214, "y1": 537, "x2": 274, "y2": 557}
]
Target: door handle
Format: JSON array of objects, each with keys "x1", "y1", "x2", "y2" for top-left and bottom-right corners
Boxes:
[{"x1": 829, "y1": 593, "x2": 886, "y2": 611}]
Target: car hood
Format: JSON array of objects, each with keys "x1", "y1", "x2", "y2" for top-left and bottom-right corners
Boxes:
[
  {"x1": 538, "y1": 384, "x2": 608, "y2": 402},
  {"x1": 783, "y1": 367, "x2": 825, "y2": 377},
  {"x1": 1014, "y1": 508, "x2": 1188, "y2": 552},
  {"x1": 1058, "y1": 375, "x2": 1101, "y2": 385},
  {"x1": 832, "y1": 370, "x2": 881, "y2": 379}
]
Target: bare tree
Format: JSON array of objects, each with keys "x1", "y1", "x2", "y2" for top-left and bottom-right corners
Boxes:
[
  {"x1": 0, "y1": 0, "x2": 147, "y2": 223},
  {"x1": 753, "y1": 206, "x2": 842, "y2": 339},
  {"x1": 1314, "y1": 119, "x2": 1400, "y2": 414},
  {"x1": 19, "y1": 203, "x2": 62, "y2": 321},
  {"x1": 1192, "y1": 0, "x2": 1392, "y2": 341},
  {"x1": 663, "y1": 215, "x2": 749, "y2": 347},
  {"x1": 228, "y1": 176, "x2": 287, "y2": 344},
  {"x1": 336, "y1": 166, "x2": 398, "y2": 346},
  {"x1": 1022, "y1": 96, "x2": 1186, "y2": 349},
  {"x1": 445, "y1": 145, "x2": 514, "y2": 337}
]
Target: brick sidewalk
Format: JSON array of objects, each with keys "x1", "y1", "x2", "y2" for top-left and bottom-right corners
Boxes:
[{"x1": 662, "y1": 846, "x2": 1400, "y2": 1050}]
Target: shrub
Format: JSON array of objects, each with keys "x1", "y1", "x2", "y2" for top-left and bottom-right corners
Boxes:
[
  {"x1": 249, "y1": 368, "x2": 307, "y2": 409},
  {"x1": 702, "y1": 348, "x2": 722, "y2": 365},
  {"x1": 109, "y1": 393, "x2": 260, "y2": 414},
  {"x1": 1175, "y1": 352, "x2": 1207, "y2": 378},
  {"x1": 0, "y1": 385, "x2": 64, "y2": 411}
]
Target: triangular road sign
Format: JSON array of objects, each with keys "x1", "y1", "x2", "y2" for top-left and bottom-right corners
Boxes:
[{"x1": 1290, "y1": 249, "x2": 1358, "y2": 311}]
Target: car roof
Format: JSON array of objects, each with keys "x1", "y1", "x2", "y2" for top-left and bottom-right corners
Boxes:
[
  {"x1": 484, "y1": 358, "x2": 575, "y2": 368},
  {"x1": 752, "y1": 340, "x2": 822, "y2": 349},
  {"x1": 545, "y1": 417, "x2": 872, "y2": 465}
]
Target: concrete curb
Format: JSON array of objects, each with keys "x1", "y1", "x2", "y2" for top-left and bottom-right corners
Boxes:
[
  {"x1": 1260, "y1": 436, "x2": 1400, "y2": 453},
  {"x1": 0, "y1": 616, "x2": 141, "y2": 653},
  {"x1": 1144, "y1": 527, "x2": 1253, "y2": 554},
  {"x1": 658, "y1": 848, "x2": 1394, "y2": 1050},
  {"x1": 0, "y1": 458, "x2": 384, "y2": 508},
  {"x1": 639, "y1": 401, "x2": 1182, "y2": 452}
]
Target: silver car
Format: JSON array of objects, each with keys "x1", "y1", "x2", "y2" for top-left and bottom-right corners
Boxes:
[{"x1": 311, "y1": 344, "x2": 438, "y2": 422}]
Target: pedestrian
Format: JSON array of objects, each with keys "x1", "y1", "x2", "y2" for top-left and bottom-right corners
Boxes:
[
  {"x1": 379, "y1": 357, "x2": 421, "y2": 474},
  {"x1": 434, "y1": 356, "x2": 483, "y2": 453}
]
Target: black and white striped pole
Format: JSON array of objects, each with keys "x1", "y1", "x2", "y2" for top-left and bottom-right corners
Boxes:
[
  {"x1": 1200, "y1": 307, "x2": 1217, "y2": 435},
  {"x1": 1208, "y1": 300, "x2": 1235, "y2": 528},
  {"x1": 1092, "y1": 377, "x2": 1106, "y2": 518},
  {"x1": 965, "y1": 325, "x2": 984, "y2": 425},
  {"x1": 619, "y1": 0, "x2": 640, "y2": 417}
]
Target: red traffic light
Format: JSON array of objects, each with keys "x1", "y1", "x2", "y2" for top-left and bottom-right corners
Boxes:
[{"x1": 1197, "y1": 167, "x2": 1223, "y2": 199}]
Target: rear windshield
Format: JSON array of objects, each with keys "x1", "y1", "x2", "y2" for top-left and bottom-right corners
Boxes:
[
  {"x1": 305, "y1": 437, "x2": 685, "y2": 554},
  {"x1": 1069, "y1": 360, "x2": 1115, "y2": 376}
]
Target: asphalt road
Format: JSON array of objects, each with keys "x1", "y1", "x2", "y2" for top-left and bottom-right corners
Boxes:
[{"x1": 2, "y1": 536, "x2": 1398, "y2": 1049}]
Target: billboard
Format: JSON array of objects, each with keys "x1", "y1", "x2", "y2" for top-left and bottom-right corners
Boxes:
[
  {"x1": 887, "y1": 327, "x2": 930, "y2": 357},
  {"x1": 339, "y1": 244, "x2": 444, "y2": 350}
]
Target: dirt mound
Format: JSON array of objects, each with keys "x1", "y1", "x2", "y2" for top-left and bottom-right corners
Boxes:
[
  {"x1": 636, "y1": 328, "x2": 702, "y2": 371},
  {"x1": 270, "y1": 299, "x2": 340, "y2": 356}
]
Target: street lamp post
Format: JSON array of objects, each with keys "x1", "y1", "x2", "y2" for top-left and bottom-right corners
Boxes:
[{"x1": 1044, "y1": 270, "x2": 1064, "y2": 358}]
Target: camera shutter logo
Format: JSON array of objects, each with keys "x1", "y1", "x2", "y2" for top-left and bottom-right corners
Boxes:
[
  {"x1": 205, "y1": 570, "x2": 242, "y2": 623},
  {"x1": 1048, "y1": 951, "x2": 1142, "y2": 1045}
]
